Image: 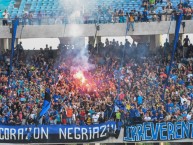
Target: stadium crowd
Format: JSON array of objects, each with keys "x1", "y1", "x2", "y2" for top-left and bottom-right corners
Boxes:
[
  {"x1": 0, "y1": 36, "x2": 193, "y2": 126},
  {"x1": 1, "y1": 0, "x2": 193, "y2": 25}
]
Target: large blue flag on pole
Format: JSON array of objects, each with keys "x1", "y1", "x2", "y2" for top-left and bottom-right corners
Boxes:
[
  {"x1": 8, "y1": 19, "x2": 19, "y2": 86},
  {"x1": 162, "y1": 13, "x2": 183, "y2": 100}
]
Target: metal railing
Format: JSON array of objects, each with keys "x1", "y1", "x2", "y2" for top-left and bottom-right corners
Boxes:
[{"x1": 0, "y1": 12, "x2": 192, "y2": 26}]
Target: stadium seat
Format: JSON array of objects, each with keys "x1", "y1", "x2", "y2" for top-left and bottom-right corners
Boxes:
[{"x1": 0, "y1": 0, "x2": 191, "y2": 22}]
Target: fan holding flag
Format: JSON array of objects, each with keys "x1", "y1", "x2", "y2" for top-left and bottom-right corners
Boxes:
[{"x1": 35, "y1": 85, "x2": 52, "y2": 126}]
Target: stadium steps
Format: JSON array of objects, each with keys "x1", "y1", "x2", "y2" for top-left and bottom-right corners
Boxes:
[{"x1": 2, "y1": 0, "x2": 193, "y2": 20}]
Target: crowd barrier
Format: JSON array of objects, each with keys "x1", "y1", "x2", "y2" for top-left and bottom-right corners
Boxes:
[{"x1": 0, "y1": 12, "x2": 192, "y2": 26}]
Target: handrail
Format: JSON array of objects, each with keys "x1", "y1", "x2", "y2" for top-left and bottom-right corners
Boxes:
[{"x1": 0, "y1": 12, "x2": 192, "y2": 25}]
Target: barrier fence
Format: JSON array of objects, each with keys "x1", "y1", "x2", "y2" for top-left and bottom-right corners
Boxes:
[{"x1": 0, "y1": 12, "x2": 192, "y2": 26}]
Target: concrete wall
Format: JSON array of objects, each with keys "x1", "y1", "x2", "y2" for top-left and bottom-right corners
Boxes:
[{"x1": 0, "y1": 20, "x2": 193, "y2": 39}]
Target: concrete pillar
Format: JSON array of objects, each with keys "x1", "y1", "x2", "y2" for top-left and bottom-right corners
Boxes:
[
  {"x1": 0, "y1": 39, "x2": 3, "y2": 47},
  {"x1": 131, "y1": 35, "x2": 151, "y2": 44},
  {"x1": 59, "y1": 37, "x2": 71, "y2": 45},
  {"x1": 88, "y1": 36, "x2": 95, "y2": 46},
  {"x1": 182, "y1": 34, "x2": 187, "y2": 44},
  {"x1": 1, "y1": 38, "x2": 18, "y2": 51},
  {"x1": 0, "y1": 39, "x2": 3, "y2": 54},
  {"x1": 59, "y1": 37, "x2": 85, "y2": 48},
  {"x1": 96, "y1": 36, "x2": 101, "y2": 46},
  {"x1": 179, "y1": 33, "x2": 183, "y2": 41},
  {"x1": 88, "y1": 36, "x2": 101, "y2": 49},
  {"x1": 15, "y1": 38, "x2": 18, "y2": 47},
  {"x1": 149, "y1": 35, "x2": 161, "y2": 52},
  {"x1": 9, "y1": 38, "x2": 12, "y2": 50},
  {"x1": 139, "y1": 35, "x2": 150, "y2": 43},
  {"x1": 169, "y1": 34, "x2": 174, "y2": 43},
  {"x1": 170, "y1": 33, "x2": 183, "y2": 45},
  {"x1": 96, "y1": 36, "x2": 101, "y2": 42},
  {"x1": 155, "y1": 34, "x2": 161, "y2": 48},
  {"x1": 3, "y1": 39, "x2": 10, "y2": 50},
  {"x1": 131, "y1": 35, "x2": 142, "y2": 42},
  {"x1": 171, "y1": 33, "x2": 183, "y2": 42}
]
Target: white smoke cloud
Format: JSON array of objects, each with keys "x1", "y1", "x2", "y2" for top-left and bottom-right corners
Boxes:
[
  {"x1": 70, "y1": 38, "x2": 95, "y2": 72},
  {"x1": 68, "y1": 24, "x2": 83, "y2": 37},
  {"x1": 58, "y1": 0, "x2": 96, "y2": 72}
]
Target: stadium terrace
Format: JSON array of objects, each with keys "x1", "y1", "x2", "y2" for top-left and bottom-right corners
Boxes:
[{"x1": 0, "y1": 0, "x2": 193, "y2": 144}]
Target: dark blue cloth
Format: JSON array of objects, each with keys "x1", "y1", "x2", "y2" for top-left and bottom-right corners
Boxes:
[
  {"x1": 115, "y1": 99, "x2": 125, "y2": 110},
  {"x1": 39, "y1": 100, "x2": 51, "y2": 118},
  {"x1": 166, "y1": 65, "x2": 170, "y2": 74},
  {"x1": 8, "y1": 19, "x2": 19, "y2": 85},
  {"x1": 143, "y1": 11, "x2": 148, "y2": 21},
  {"x1": 166, "y1": 103, "x2": 174, "y2": 112},
  {"x1": 135, "y1": 109, "x2": 140, "y2": 117},
  {"x1": 158, "y1": 113, "x2": 164, "y2": 120},
  {"x1": 129, "y1": 108, "x2": 136, "y2": 118},
  {"x1": 53, "y1": 94, "x2": 60, "y2": 103},
  {"x1": 178, "y1": 80, "x2": 184, "y2": 85},
  {"x1": 151, "y1": 108, "x2": 157, "y2": 116},
  {"x1": 37, "y1": 88, "x2": 51, "y2": 120}
]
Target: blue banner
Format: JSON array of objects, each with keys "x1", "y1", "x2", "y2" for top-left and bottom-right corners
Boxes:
[
  {"x1": 0, "y1": 121, "x2": 117, "y2": 143},
  {"x1": 124, "y1": 121, "x2": 193, "y2": 142}
]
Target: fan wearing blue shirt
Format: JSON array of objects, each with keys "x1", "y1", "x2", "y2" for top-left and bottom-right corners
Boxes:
[
  {"x1": 129, "y1": 106, "x2": 136, "y2": 125},
  {"x1": 137, "y1": 95, "x2": 143, "y2": 106},
  {"x1": 168, "y1": 107, "x2": 174, "y2": 114},
  {"x1": 135, "y1": 108, "x2": 141, "y2": 117},
  {"x1": 151, "y1": 112, "x2": 158, "y2": 122},
  {"x1": 53, "y1": 93, "x2": 61, "y2": 103},
  {"x1": 181, "y1": 101, "x2": 188, "y2": 111},
  {"x1": 165, "y1": 100, "x2": 174, "y2": 112},
  {"x1": 189, "y1": 93, "x2": 193, "y2": 100},
  {"x1": 151, "y1": 106, "x2": 157, "y2": 116},
  {"x1": 142, "y1": 106, "x2": 147, "y2": 114},
  {"x1": 158, "y1": 111, "x2": 164, "y2": 122},
  {"x1": 142, "y1": 9, "x2": 148, "y2": 22},
  {"x1": 173, "y1": 103, "x2": 180, "y2": 112}
]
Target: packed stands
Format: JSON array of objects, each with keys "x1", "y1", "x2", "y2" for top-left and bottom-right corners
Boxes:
[
  {"x1": 0, "y1": 1, "x2": 193, "y2": 145},
  {"x1": 0, "y1": 36, "x2": 193, "y2": 125},
  {"x1": 0, "y1": 0, "x2": 12, "y2": 18},
  {"x1": 1, "y1": 0, "x2": 193, "y2": 25}
]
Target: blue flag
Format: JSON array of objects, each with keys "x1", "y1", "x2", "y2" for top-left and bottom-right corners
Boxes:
[{"x1": 36, "y1": 88, "x2": 51, "y2": 125}]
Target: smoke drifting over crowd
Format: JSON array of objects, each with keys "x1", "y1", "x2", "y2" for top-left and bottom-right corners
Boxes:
[
  {"x1": 67, "y1": 38, "x2": 95, "y2": 72},
  {"x1": 57, "y1": 0, "x2": 153, "y2": 72},
  {"x1": 58, "y1": 0, "x2": 95, "y2": 72}
]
